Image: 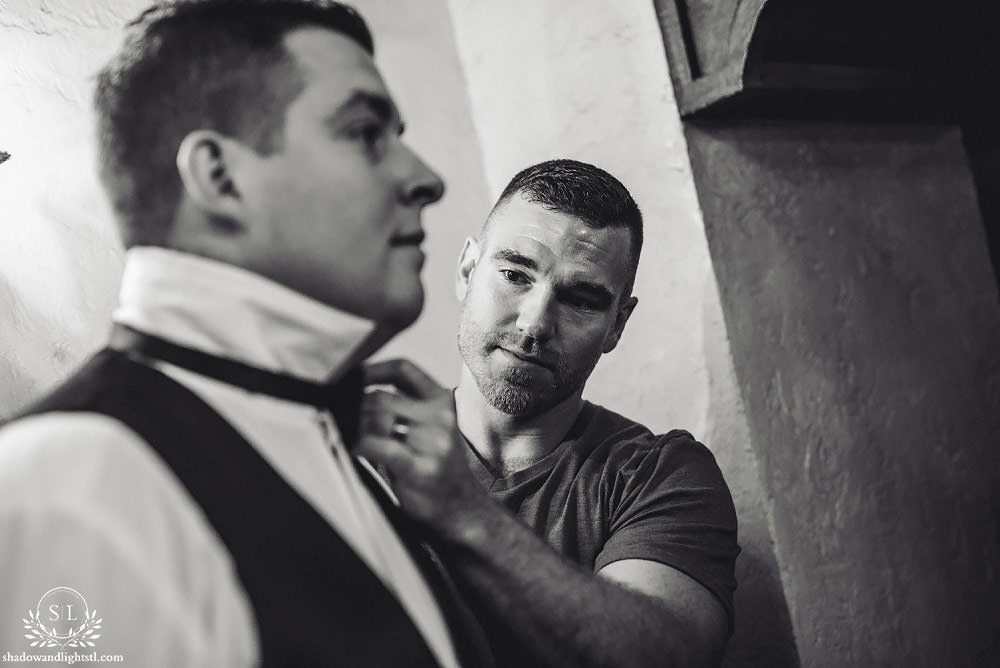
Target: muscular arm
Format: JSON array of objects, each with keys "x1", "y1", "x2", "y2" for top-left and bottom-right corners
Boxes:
[
  {"x1": 358, "y1": 360, "x2": 729, "y2": 668},
  {"x1": 439, "y1": 497, "x2": 728, "y2": 668}
]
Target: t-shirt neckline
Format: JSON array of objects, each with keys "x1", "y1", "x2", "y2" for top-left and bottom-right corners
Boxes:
[{"x1": 460, "y1": 401, "x2": 597, "y2": 489}]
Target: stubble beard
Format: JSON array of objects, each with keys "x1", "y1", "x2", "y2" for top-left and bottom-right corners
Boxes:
[
  {"x1": 458, "y1": 315, "x2": 594, "y2": 418},
  {"x1": 481, "y1": 364, "x2": 537, "y2": 416}
]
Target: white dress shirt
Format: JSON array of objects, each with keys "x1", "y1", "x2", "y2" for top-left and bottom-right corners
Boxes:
[{"x1": 0, "y1": 247, "x2": 460, "y2": 668}]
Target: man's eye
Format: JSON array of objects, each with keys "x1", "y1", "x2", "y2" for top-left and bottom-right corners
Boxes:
[
  {"x1": 362, "y1": 124, "x2": 383, "y2": 143},
  {"x1": 566, "y1": 295, "x2": 596, "y2": 310},
  {"x1": 500, "y1": 269, "x2": 527, "y2": 284},
  {"x1": 562, "y1": 292, "x2": 608, "y2": 311},
  {"x1": 348, "y1": 121, "x2": 386, "y2": 151}
]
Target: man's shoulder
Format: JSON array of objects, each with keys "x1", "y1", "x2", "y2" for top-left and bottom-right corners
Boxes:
[
  {"x1": 0, "y1": 408, "x2": 240, "y2": 576},
  {"x1": 576, "y1": 401, "x2": 709, "y2": 464},
  {"x1": 0, "y1": 410, "x2": 143, "y2": 466},
  {"x1": 0, "y1": 413, "x2": 257, "y2": 666},
  {"x1": 0, "y1": 410, "x2": 195, "y2": 525}
]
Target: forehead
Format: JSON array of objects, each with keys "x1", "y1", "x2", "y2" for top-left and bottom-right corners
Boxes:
[
  {"x1": 483, "y1": 194, "x2": 634, "y2": 287},
  {"x1": 281, "y1": 26, "x2": 389, "y2": 103}
]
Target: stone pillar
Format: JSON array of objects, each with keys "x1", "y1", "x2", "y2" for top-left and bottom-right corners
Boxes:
[{"x1": 685, "y1": 120, "x2": 1000, "y2": 667}]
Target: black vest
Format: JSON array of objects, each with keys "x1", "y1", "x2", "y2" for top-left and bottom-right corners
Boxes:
[{"x1": 18, "y1": 349, "x2": 490, "y2": 668}]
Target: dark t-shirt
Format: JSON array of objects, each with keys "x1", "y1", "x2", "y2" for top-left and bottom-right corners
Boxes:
[{"x1": 463, "y1": 400, "x2": 740, "y2": 629}]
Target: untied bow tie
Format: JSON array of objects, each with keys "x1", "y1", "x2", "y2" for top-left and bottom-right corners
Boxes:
[{"x1": 108, "y1": 324, "x2": 365, "y2": 445}]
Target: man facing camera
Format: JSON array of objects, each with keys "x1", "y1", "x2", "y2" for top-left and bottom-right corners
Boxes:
[
  {"x1": 361, "y1": 159, "x2": 740, "y2": 667},
  {"x1": 0, "y1": 2, "x2": 489, "y2": 667}
]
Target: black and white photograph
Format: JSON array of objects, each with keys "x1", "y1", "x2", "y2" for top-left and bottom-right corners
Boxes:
[{"x1": 1, "y1": 1, "x2": 997, "y2": 666}]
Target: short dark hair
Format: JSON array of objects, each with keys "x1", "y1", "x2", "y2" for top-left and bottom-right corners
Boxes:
[
  {"x1": 490, "y1": 159, "x2": 644, "y2": 282},
  {"x1": 94, "y1": 0, "x2": 373, "y2": 247}
]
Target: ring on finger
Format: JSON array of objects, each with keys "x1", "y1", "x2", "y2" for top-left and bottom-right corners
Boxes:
[{"x1": 389, "y1": 416, "x2": 410, "y2": 442}]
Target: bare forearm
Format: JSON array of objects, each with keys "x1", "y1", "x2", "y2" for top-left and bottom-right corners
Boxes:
[{"x1": 434, "y1": 501, "x2": 716, "y2": 668}]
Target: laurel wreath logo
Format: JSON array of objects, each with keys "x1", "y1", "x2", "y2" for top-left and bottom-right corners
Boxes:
[{"x1": 23, "y1": 607, "x2": 102, "y2": 649}]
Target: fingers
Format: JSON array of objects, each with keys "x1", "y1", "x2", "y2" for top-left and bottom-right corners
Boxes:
[
  {"x1": 362, "y1": 388, "x2": 456, "y2": 434},
  {"x1": 359, "y1": 392, "x2": 400, "y2": 441},
  {"x1": 355, "y1": 429, "x2": 451, "y2": 482},
  {"x1": 364, "y1": 358, "x2": 444, "y2": 400},
  {"x1": 355, "y1": 435, "x2": 410, "y2": 472},
  {"x1": 356, "y1": 385, "x2": 488, "y2": 533}
]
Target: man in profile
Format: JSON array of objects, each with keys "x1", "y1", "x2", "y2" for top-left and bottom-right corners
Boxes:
[
  {"x1": 0, "y1": 2, "x2": 488, "y2": 666},
  {"x1": 360, "y1": 159, "x2": 740, "y2": 667}
]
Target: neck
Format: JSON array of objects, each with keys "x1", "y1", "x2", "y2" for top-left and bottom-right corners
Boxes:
[
  {"x1": 455, "y1": 366, "x2": 584, "y2": 474},
  {"x1": 350, "y1": 319, "x2": 411, "y2": 369}
]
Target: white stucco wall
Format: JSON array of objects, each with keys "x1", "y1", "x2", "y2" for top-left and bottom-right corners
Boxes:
[{"x1": 0, "y1": 0, "x2": 144, "y2": 416}]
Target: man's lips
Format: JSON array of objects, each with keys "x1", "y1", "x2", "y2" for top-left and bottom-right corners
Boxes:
[
  {"x1": 390, "y1": 230, "x2": 426, "y2": 247},
  {"x1": 498, "y1": 347, "x2": 554, "y2": 370}
]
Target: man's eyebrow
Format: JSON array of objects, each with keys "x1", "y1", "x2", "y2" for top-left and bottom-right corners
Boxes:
[
  {"x1": 491, "y1": 248, "x2": 538, "y2": 271},
  {"x1": 324, "y1": 90, "x2": 403, "y2": 131}
]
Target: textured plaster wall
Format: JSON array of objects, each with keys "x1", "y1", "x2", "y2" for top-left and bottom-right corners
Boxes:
[
  {"x1": 444, "y1": 2, "x2": 797, "y2": 665},
  {"x1": 686, "y1": 121, "x2": 1000, "y2": 667},
  {"x1": 0, "y1": 0, "x2": 142, "y2": 418}
]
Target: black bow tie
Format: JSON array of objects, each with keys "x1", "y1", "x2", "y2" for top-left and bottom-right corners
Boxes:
[{"x1": 108, "y1": 324, "x2": 365, "y2": 445}]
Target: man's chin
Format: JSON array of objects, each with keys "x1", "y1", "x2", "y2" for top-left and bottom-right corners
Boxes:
[
  {"x1": 484, "y1": 385, "x2": 536, "y2": 416},
  {"x1": 473, "y1": 368, "x2": 546, "y2": 415},
  {"x1": 375, "y1": 293, "x2": 424, "y2": 334}
]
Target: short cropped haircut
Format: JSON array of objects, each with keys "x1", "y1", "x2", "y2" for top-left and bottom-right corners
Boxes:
[
  {"x1": 94, "y1": 0, "x2": 373, "y2": 247},
  {"x1": 489, "y1": 159, "x2": 644, "y2": 283}
]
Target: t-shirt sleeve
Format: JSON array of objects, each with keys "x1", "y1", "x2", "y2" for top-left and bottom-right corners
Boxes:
[{"x1": 594, "y1": 430, "x2": 740, "y2": 630}]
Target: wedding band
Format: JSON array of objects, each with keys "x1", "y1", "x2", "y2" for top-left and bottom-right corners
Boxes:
[{"x1": 389, "y1": 417, "x2": 410, "y2": 442}]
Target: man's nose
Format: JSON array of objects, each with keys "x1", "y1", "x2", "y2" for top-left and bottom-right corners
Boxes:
[
  {"x1": 400, "y1": 148, "x2": 445, "y2": 207},
  {"x1": 515, "y1": 288, "x2": 556, "y2": 343}
]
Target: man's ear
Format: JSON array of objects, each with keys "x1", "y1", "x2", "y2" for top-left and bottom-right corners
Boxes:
[
  {"x1": 175, "y1": 129, "x2": 245, "y2": 226},
  {"x1": 602, "y1": 295, "x2": 638, "y2": 353},
  {"x1": 455, "y1": 237, "x2": 481, "y2": 300}
]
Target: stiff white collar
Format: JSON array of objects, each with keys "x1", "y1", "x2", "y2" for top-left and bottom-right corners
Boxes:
[{"x1": 113, "y1": 247, "x2": 376, "y2": 383}]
